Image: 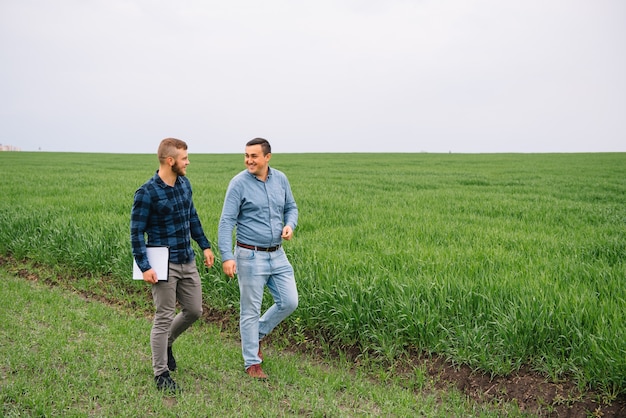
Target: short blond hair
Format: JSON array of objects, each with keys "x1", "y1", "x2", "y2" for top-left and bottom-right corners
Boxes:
[{"x1": 158, "y1": 138, "x2": 187, "y2": 163}]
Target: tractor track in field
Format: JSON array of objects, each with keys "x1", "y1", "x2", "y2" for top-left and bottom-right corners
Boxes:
[{"x1": 2, "y1": 254, "x2": 624, "y2": 417}]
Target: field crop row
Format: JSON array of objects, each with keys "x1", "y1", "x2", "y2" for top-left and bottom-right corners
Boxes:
[{"x1": 1, "y1": 151, "x2": 625, "y2": 397}]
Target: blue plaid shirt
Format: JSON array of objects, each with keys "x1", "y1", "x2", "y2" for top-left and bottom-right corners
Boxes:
[{"x1": 131, "y1": 171, "x2": 211, "y2": 272}]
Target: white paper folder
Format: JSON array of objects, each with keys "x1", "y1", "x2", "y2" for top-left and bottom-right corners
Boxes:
[{"x1": 132, "y1": 246, "x2": 169, "y2": 281}]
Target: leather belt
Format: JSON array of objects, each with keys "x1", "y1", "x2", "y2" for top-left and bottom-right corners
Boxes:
[{"x1": 236, "y1": 241, "x2": 281, "y2": 252}]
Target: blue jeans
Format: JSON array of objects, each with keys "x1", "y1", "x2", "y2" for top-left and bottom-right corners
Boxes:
[{"x1": 235, "y1": 246, "x2": 298, "y2": 369}]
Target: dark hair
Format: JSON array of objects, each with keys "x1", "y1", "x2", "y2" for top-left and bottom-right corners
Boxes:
[
  {"x1": 158, "y1": 138, "x2": 187, "y2": 163},
  {"x1": 246, "y1": 137, "x2": 271, "y2": 155}
]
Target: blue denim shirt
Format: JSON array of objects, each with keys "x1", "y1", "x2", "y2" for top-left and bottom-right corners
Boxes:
[
  {"x1": 218, "y1": 167, "x2": 298, "y2": 262},
  {"x1": 131, "y1": 171, "x2": 211, "y2": 272}
]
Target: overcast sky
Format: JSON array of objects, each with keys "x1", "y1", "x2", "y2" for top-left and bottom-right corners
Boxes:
[{"x1": 1, "y1": 0, "x2": 625, "y2": 154}]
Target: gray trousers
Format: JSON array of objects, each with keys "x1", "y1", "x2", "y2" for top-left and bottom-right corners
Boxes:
[{"x1": 150, "y1": 261, "x2": 203, "y2": 376}]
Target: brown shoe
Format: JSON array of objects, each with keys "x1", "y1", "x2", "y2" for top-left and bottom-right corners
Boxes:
[{"x1": 245, "y1": 364, "x2": 268, "y2": 379}]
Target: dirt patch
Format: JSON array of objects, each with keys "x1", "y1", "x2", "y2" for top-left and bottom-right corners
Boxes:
[
  {"x1": 2, "y1": 255, "x2": 624, "y2": 417},
  {"x1": 425, "y1": 357, "x2": 625, "y2": 417}
]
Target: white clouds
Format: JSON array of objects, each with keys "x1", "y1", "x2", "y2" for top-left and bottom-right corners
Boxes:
[{"x1": 1, "y1": 0, "x2": 624, "y2": 153}]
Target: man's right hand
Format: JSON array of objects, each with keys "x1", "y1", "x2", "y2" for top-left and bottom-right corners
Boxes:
[
  {"x1": 142, "y1": 268, "x2": 158, "y2": 284},
  {"x1": 222, "y1": 259, "x2": 237, "y2": 278}
]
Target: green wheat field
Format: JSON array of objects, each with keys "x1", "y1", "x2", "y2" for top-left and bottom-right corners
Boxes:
[{"x1": 1, "y1": 151, "x2": 625, "y2": 401}]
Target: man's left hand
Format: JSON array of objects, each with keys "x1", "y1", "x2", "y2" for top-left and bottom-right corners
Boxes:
[
  {"x1": 281, "y1": 226, "x2": 294, "y2": 241},
  {"x1": 203, "y1": 248, "x2": 215, "y2": 268}
]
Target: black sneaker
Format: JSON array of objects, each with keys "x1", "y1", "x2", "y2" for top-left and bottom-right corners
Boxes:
[
  {"x1": 167, "y1": 346, "x2": 177, "y2": 372},
  {"x1": 155, "y1": 371, "x2": 180, "y2": 393}
]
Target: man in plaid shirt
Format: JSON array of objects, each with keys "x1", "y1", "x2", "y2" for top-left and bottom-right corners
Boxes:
[{"x1": 131, "y1": 138, "x2": 214, "y2": 393}]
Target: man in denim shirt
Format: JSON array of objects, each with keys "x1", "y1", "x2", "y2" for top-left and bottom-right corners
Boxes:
[
  {"x1": 131, "y1": 138, "x2": 215, "y2": 392},
  {"x1": 218, "y1": 138, "x2": 299, "y2": 379}
]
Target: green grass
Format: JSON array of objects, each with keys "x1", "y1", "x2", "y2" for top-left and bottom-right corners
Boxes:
[
  {"x1": 0, "y1": 270, "x2": 526, "y2": 417},
  {"x1": 0, "y1": 151, "x2": 625, "y2": 398}
]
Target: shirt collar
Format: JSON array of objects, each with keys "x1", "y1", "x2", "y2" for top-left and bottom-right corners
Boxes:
[
  {"x1": 154, "y1": 169, "x2": 180, "y2": 188},
  {"x1": 246, "y1": 166, "x2": 272, "y2": 181}
]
